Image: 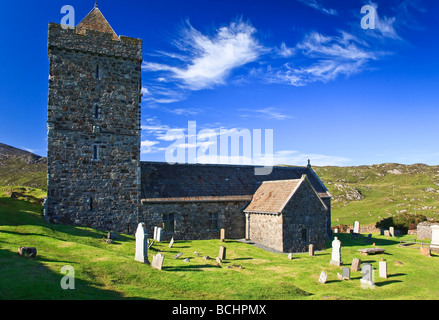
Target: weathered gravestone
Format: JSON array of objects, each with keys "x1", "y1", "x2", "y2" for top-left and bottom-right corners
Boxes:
[
  {"x1": 168, "y1": 237, "x2": 174, "y2": 248},
  {"x1": 220, "y1": 228, "x2": 225, "y2": 242},
  {"x1": 288, "y1": 253, "x2": 293, "y2": 260},
  {"x1": 135, "y1": 223, "x2": 149, "y2": 264},
  {"x1": 309, "y1": 244, "x2": 314, "y2": 256},
  {"x1": 353, "y1": 221, "x2": 360, "y2": 234},
  {"x1": 156, "y1": 227, "x2": 163, "y2": 242},
  {"x1": 318, "y1": 271, "x2": 327, "y2": 284},
  {"x1": 389, "y1": 227, "x2": 395, "y2": 237},
  {"x1": 152, "y1": 253, "x2": 165, "y2": 270},
  {"x1": 351, "y1": 258, "x2": 361, "y2": 272},
  {"x1": 379, "y1": 261, "x2": 387, "y2": 279},
  {"x1": 330, "y1": 237, "x2": 342, "y2": 266},
  {"x1": 342, "y1": 267, "x2": 350, "y2": 280},
  {"x1": 360, "y1": 263, "x2": 374, "y2": 288},
  {"x1": 420, "y1": 247, "x2": 431, "y2": 257},
  {"x1": 173, "y1": 252, "x2": 183, "y2": 259},
  {"x1": 153, "y1": 226, "x2": 158, "y2": 241},
  {"x1": 384, "y1": 230, "x2": 390, "y2": 237},
  {"x1": 218, "y1": 246, "x2": 226, "y2": 260}
]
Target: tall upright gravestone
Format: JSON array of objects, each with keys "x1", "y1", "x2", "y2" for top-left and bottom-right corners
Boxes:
[
  {"x1": 353, "y1": 221, "x2": 360, "y2": 234},
  {"x1": 330, "y1": 237, "x2": 342, "y2": 266},
  {"x1": 135, "y1": 223, "x2": 149, "y2": 264}
]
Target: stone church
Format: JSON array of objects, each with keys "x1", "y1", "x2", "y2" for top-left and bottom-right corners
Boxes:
[{"x1": 45, "y1": 5, "x2": 332, "y2": 253}]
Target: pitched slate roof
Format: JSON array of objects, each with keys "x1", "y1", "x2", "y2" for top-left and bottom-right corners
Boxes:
[
  {"x1": 76, "y1": 5, "x2": 119, "y2": 40},
  {"x1": 243, "y1": 179, "x2": 301, "y2": 214},
  {"x1": 140, "y1": 162, "x2": 330, "y2": 203}
]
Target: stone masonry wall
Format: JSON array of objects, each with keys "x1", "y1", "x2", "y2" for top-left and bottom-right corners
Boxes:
[
  {"x1": 248, "y1": 214, "x2": 283, "y2": 252},
  {"x1": 46, "y1": 23, "x2": 142, "y2": 233},
  {"x1": 282, "y1": 178, "x2": 327, "y2": 253},
  {"x1": 139, "y1": 201, "x2": 247, "y2": 241}
]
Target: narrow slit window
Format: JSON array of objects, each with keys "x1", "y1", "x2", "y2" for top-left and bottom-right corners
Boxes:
[
  {"x1": 301, "y1": 228, "x2": 308, "y2": 243},
  {"x1": 96, "y1": 65, "x2": 100, "y2": 80},
  {"x1": 94, "y1": 104, "x2": 100, "y2": 119},
  {"x1": 89, "y1": 197, "x2": 93, "y2": 211},
  {"x1": 93, "y1": 145, "x2": 99, "y2": 160}
]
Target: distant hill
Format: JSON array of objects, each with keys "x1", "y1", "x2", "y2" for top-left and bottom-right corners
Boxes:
[
  {"x1": 313, "y1": 163, "x2": 439, "y2": 227},
  {"x1": 0, "y1": 143, "x2": 47, "y2": 189},
  {"x1": 1, "y1": 142, "x2": 439, "y2": 227}
]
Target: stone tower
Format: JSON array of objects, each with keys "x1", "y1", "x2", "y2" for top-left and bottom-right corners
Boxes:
[{"x1": 46, "y1": 5, "x2": 143, "y2": 233}]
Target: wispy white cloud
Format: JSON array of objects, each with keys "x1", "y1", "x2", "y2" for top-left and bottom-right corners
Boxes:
[
  {"x1": 275, "y1": 42, "x2": 296, "y2": 58},
  {"x1": 296, "y1": 0, "x2": 338, "y2": 16},
  {"x1": 142, "y1": 19, "x2": 265, "y2": 92},
  {"x1": 263, "y1": 30, "x2": 385, "y2": 86},
  {"x1": 240, "y1": 107, "x2": 291, "y2": 120}
]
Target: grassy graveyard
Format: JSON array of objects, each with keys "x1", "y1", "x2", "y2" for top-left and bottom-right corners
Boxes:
[{"x1": 1, "y1": 188, "x2": 439, "y2": 300}]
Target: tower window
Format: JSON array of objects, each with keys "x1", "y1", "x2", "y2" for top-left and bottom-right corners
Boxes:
[
  {"x1": 89, "y1": 197, "x2": 93, "y2": 211},
  {"x1": 95, "y1": 65, "x2": 100, "y2": 80},
  {"x1": 94, "y1": 104, "x2": 100, "y2": 119},
  {"x1": 92, "y1": 145, "x2": 99, "y2": 160}
]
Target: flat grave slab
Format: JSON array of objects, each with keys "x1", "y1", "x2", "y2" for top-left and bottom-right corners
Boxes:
[{"x1": 358, "y1": 248, "x2": 385, "y2": 256}]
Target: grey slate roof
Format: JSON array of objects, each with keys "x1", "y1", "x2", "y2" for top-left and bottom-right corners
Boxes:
[{"x1": 140, "y1": 162, "x2": 330, "y2": 202}]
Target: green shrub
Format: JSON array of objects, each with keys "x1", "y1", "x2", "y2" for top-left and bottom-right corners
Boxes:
[{"x1": 375, "y1": 213, "x2": 427, "y2": 232}]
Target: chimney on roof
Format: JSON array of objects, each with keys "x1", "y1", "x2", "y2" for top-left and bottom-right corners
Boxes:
[{"x1": 307, "y1": 159, "x2": 311, "y2": 169}]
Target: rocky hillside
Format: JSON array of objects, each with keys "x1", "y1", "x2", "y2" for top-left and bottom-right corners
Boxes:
[
  {"x1": 0, "y1": 143, "x2": 47, "y2": 189},
  {"x1": 313, "y1": 163, "x2": 439, "y2": 226}
]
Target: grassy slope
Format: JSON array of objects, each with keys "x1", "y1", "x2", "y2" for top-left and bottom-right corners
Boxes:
[
  {"x1": 1, "y1": 189, "x2": 439, "y2": 300},
  {"x1": 0, "y1": 158, "x2": 47, "y2": 190},
  {"x1": 313, "y1": 163, "x2": 439, "y2": 227}
]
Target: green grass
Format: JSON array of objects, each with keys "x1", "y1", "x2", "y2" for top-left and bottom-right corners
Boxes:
[{"x1": 1, "y1": 191, "x2": 439, "y2": 300}]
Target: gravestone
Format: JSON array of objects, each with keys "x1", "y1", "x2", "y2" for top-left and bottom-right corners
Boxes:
[
  {"x1": 148, "y1": 240, "x2": 155, "y2": 249},
  {"x1": 342, "y1": 267, "x2": 350, "y2": 280},
  {"x1": 360, "y1": 263, "x2": 374, "y2": 288},
  {"x1": 218, "y1": 246, "x2": 226, "y2": 260},
  {"x1": 318, "y1": 271, "x2": 327, "y2": 284},
  {"x1": 420, "y1": 247, "x2": 431, "y2": 257},
  {"x1": 156, "y1": 227, "x2": 163, "y2": 242},
  {"x1": 330, "y1": 237, "x2": 342, "y2": 266},
  {"x1": 366, "y1": 234, "x2": 372, "y2": 243},
  {"x1": 384, "y1": 230, "x2": 390, "y2": 237},
  {"x1": 135, "y1": 223, "x2": 149, "y2": 264},
  {"x1": 353, "y1": 221, "x2": 360, "y2": 234},
  {"x1": 389, "y1": 226, "x2": 395, "y2": 237},
  {"x1": 334, "y1": 228, "x2": 338, "y2": 234},
  {"x1": 220, "y1": 228, "x2": 225, "y2": 242},
  {"x1": 288, "y1": 253, "x2": 293, "y2": 260},
  {"x1": 379, "y1": 261, "x2": 387, "y2": 278},
  {"x1": 216, "y1": 257, "x2": 222, "y2": 264},
  {"x1": 183, "y1": 258, "x2": 190, "y2": 263},
  {"x1": 152, "y1": 253, "x2": 164, "y2": 270},
  {"x1": 168, "y1": 237, "x2": 174, "y2": 248},
  {"x1": 431, "y1": 225, "x2": 439, "y2": 251},
  {"x1": 153, "y1": 226, "x2": 158, "y2": 241},
  {"x1": 351, "y1": 258, "x2": 361, "y2": 272},
  {"x1": 309, "y1": 244, "x2": 314, "y2": 256},
  {"x1": 173, "y1": 252, "x2": 183, "y2": 259}
]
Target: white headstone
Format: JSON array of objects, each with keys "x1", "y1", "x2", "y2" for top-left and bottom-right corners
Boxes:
[
  {"x1": 330, "y1": 237, "x2": 342, "y2": 266},
  {"x1": 168, "y1": 237, "x2": 174, "y2": 248},
  {"x1": 353, "y1": 221, "x2": 360, "y2": 234},
  {"x1": 431, "y1": 225, "x2": 439, "y2": 249},
  {"x1": 156, "y1": 227, "x2": 163, "y2": 242},
  {"x1": 379, "y1": 261, "x2": 387, "y2": 278},
  {"x1": 389, "y1": 226, "x2": 395, "y2": 237},
  {"x1": 318, "y1": 271, "x2": 327, "y2": 284},
  {"x1": 153, "y1": 226, "x2": 158, "y2": 241},
  {"x1": 135, "y1": 223, "x2": 148, "y2": 263},
  {"x1": 152, "y1": 253, "x2": 164, "y2": 270}
]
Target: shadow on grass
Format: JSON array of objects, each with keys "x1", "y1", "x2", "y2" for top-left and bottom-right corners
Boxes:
[
  {"x1": 163, "y1": 264, "x2": 221, "y2": 272},
  {"x1": 327, "y1": 233, "x2": 401, "y2": 248},
  {"x1": 0, "y1": 248, "x2": 149, "y2": 300}
]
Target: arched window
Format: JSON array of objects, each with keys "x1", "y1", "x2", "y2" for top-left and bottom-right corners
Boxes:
[{"x1": 95, "y1": 65, "x2": 100, "y2": 80}]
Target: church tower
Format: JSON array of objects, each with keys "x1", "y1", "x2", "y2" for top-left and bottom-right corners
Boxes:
[{"x1": 46, "y1": 4, "x2": 143, "y2": 233}]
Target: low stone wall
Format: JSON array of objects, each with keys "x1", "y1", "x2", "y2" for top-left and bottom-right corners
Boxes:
[{"x1": 417, "y1": 222, "x2": 439, "y2": 240}]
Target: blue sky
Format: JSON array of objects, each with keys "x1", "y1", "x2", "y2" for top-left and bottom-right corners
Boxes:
[{"x1": 0, "y1": 0, "x2": 438, "y2": 166}]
